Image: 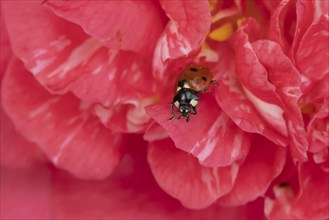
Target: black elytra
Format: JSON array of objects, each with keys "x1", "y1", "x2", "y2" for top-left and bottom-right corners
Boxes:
[{"x1": 168, "y1": 85, "x2": 199, "y2": 123}]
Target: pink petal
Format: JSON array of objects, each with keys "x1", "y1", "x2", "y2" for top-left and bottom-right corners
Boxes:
[
  {"x1": 2, "y1": 1, "x2": 91, "y2": 92},
  {"x1": 295, "y1": 14, "x2": 329, "y2": 90},
  {"x1": 0, "y1": 165, "x2": 52, "y2": 219},
  {"x1": 236, "y1": 20, "x2": 308, "y2": 161},
  {"x1": 44, "y1": 0, "x2": 166, "y2": 57},
  {"x1": 265, "y1": 160, "x2": 329, "y2": 219},
  {"x1": 1, "y1": 109, "x2": 47, "y2": 169},
  {"x1": 307, "y1": 99, "x2": 329, "y2": 161},
  {"x1": 146, "y1": 93, "x2": 251, "y2": 167},
  {"x1": 147, "y1": 138, "x2": 239, "y2": 209},
  {"x1": 0, "y1": 13, "x2": 12, "y2": 80},
  {"x1": 269, "y1": 0, "x2": 291, "y2": 52},
  {"x1": 68, "y1": 49, "x2": 159, "y2": 107},
  {"x1": 291, "y1": 0, "x2": 315, "y2": 57},
  {"x1": 212, "y1": 43, "x2": 288, "y2": 147},
  {"x1": 92, "y1": 94, "x2": 158, "y2": 134},
  {"x1": 1, "y1": 59, "x2": 124, "y2": 179},
  {"x1": 3, "y1": 1, "x2": 159, "y2": 109},
  {"x1": 153, "y1": 1, "x2": 211, "y2": 79},
  {"x1": 53, "y1": 141, "x2": 247, "y2": 219},
  {"x1": 217, "y1": 135, "x2": 287, "y2": 206}
]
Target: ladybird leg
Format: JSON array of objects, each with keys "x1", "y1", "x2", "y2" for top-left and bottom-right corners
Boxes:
[
  {"x1": 210, "y1": 80, "x2": 219, "y2": 86},
  {"x1": 197, "y1": 89, "x2": 211, "y2": 94},
  {"x1": 186, "y1": 115, "x2": 190, "y2": 122},
  {"x1": 168, "y1": 103, "x2": 176, "y2": 120}
]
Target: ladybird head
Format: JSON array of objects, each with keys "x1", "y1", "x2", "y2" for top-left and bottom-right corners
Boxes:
[{"x1": 179, "y1": 103, "x2": 191, "y2": 117}]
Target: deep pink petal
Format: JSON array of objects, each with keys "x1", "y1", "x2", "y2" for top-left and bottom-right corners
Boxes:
[
  {"x1": 265, "y1": 160, "x2": 329, "y2": 219},
  {"x1": 146, "y1": 93, "x2": 251, "y2": 167},
  {"x1": 0, "y1": 13, "x2": 12, "y2": 80},
  {"x1": 0, "y1": 165, "x2": 52, "y2": 219},
  {"x1": 153, "y1": 0, "x2": 211, "y2": 79},
  {"x1": 147, "y1": 138, "x2": 238, "y2": 209},
  {"x1": 44, "y1": 0, "x2": 165, "y2": 57},
  {"x1": 1, "y1": 59, "x2": 124, "y2": 179},
  {"x1": 1, "y1": 109, "x2": 47, "y2": 169},
  {"x1": 53, "y1": 141, "x2": 247, "y2": 219},
  {"x1": 217, "y1": 135, "x2": 287, "y2": 206}
]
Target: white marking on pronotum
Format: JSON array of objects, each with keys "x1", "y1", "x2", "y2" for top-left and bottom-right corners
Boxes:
[{"x1": 190, "y1": 99, "x2": 198, "y2": 107}]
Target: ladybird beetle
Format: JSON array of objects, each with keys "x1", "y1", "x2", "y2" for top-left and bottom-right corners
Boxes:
[{"x1": 168, "y1": 64, "x2": 219, "y2": 122}]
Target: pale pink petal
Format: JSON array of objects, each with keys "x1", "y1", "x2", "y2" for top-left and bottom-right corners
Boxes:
[
  {"x1": 147, "y1": 138, "x2": 239, "y2": 209},
  {"x1": 146, "y1": 93, "x2": 251, "y2": 167},
  {"x1": 44, "y1": 0, "x2": 165, "y2": 57},
  {"x1": 1, "y1": 59, "x2": 124, "y2": 179},
  {"x1": 217, "y1": 135, "x2": 287, "y2": 206},
  {"x1": 153, "y1": 0, "x2": 211, "y2": 79}
]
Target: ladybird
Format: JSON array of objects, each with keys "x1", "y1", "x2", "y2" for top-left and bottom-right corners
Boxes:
[{"x1": 168, "y1": 64, "x2": 219, "y2": 122}]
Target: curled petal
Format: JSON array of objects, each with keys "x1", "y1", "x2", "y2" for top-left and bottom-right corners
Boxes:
[
  {"x1": 94, "y1": 96, "x2": 158, "y2": 133},
  {"x1": 153, "y1": 0, "x2": 211, "y2": 79},
  {"x1": 217, "y1": 135, "x2": 287, "y2": 206},
  {"x1": 236, "y1": 20, "x2": 308, "y2": 161},
  {"x1": 212, "y1": 43, "x2": 288, "y2": 147},
  {"x1": 295, "y1": 14, "x2": 329, "y2": 91},
  {"x1": 44, "y1": 0, "x2": 165, "y2": 56},
  {"x1": 1, "y1": 59, "x2": 124, "y2": 179},
  {"x1": 147, "y1": 138, "x2": 239, "y2": 209},
  {"x1": 146, "y1": 94, "x2": 251, "y2": 167}
]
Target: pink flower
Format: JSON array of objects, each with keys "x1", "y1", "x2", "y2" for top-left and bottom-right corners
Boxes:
[{"x1": 1, "y1": 0, "x2": 328, "y2": 219}]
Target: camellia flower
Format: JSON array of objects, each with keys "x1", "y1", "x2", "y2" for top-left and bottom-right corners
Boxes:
[{"x1": 1, "y1": 0, "x2": 328, "y2": 219}]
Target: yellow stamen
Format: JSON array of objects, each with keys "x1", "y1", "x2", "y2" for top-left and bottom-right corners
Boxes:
[
  {"x1": 208, "y1": 22, "x2": 233, "y2": 42},
  {"x1": 237, "y1": 17, "x2": 246, "y2": 28},
  {"x1": 299, "y1": 103, "x2": 315, "y2": 115},
  {"x1": 208, "y1": 0, "x2": 218, "y2": 12}
]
